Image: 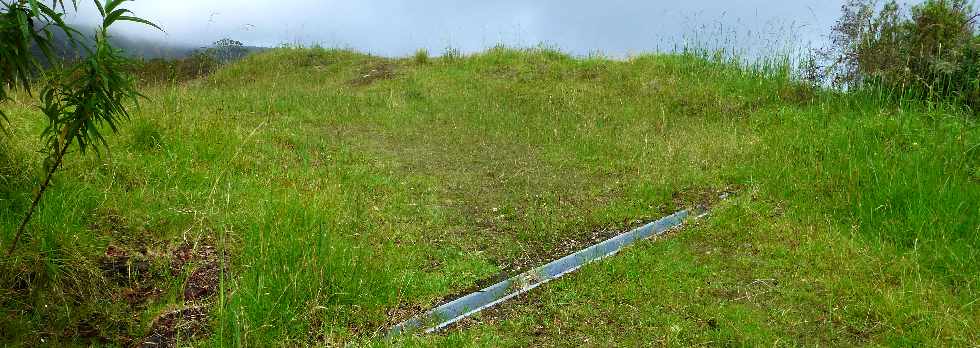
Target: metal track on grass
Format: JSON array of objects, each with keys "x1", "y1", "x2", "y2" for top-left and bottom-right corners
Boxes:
[{"x1": 388, "y1": 206, "x2": 708, "y2": 336}]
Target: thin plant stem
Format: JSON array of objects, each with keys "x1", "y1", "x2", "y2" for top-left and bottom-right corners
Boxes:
[{"x1": 8, "y1": 134, "x2": 73, "y2": 255}]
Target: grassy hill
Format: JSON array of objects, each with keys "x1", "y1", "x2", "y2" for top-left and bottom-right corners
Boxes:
[{"x1": 1, "y1": 47, "x2": 978, "y2": 346}]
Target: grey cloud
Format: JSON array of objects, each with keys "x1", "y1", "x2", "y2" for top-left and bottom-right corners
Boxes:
[{"x1": 66, "y1": 0, "x2": 847, "y2": 57}]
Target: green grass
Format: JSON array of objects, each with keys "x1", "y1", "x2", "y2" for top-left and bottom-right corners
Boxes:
[{"x1": 1, "y1": 46, "x2": 978, "y2": 346}]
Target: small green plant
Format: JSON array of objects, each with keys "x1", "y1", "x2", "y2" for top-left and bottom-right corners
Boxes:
[
  {"x1": 413, "y1": 48, "x2": 430, "y2": 65},
  {"x1": 131, "y1": 118, "x2": 163, "y2": 150},
  {"x1": 1, "y1": 0, "x2": 160, "y2": 254}
]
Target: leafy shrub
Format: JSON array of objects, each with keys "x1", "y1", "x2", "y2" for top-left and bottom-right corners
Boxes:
[
  {"x1": 1, "y1": 0, "x2": 159, "y2": 254},
  {"x1": 132, "y1": 52, "x2": 218, "y2": 84},
  {"x1": 819, "y1": 0, "x2": 980, "y2": 113},
  {"x1": 204, "y1": 38, "x2": 250, "y2": 63}
]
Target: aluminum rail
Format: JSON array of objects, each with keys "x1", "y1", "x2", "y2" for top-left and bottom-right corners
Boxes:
[{"x1": 389, "y1": 206, "x2": 707, "y2": 336}]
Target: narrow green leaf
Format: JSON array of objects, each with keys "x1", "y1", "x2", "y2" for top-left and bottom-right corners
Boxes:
[
  {"x1": 103, "y1": 8, "x2": 130, "y2": 27},
  {"x1": 27, "y1": 0, "x2": 42, "y2": 16},
  {"x1": 103, "y1": 0, "x2": 123, "y2": 14},
  {"x1": 15, "y1": 10, "x2": 31, "y2": 42},
  {"x1": 36, "y1": 3, "x2": 81, "y2": 43},
  {"x1": 93, "y1": 0, "x2": 105, "y2": 17},
  {"x1": 117, "y1": 15, "x2": 163, "y2": 32}
]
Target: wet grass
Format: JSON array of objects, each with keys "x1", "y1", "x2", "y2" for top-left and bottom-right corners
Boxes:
[{"x1": 0, "y1": 47, "x2": 977, "y2": 346}]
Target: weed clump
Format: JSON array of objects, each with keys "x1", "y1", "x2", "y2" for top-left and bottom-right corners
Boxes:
[
  {"x1": 413, "y1": 48, "x2": 430, "y2": 65},
  {"x1": 442, "y1": 47, "x2": 462, "y2": 62},
  {"x1": 130, "y1": 119, "x2": 164, "y2": 150}
]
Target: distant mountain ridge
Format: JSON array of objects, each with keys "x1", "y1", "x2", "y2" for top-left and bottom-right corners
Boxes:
[{"x1": 37, "y1": 24, "x2": 266, "y2": 62}]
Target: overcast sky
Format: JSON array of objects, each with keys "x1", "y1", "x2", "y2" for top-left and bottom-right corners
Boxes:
[{"x1": 67, "y1": 0, "x2": 849, "y2": 57}]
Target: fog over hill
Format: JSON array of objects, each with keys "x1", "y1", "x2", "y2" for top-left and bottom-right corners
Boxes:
[
  {"x1": 62, "y1": 0, "x2": 848, "y2": 58},
  {"x1": 38, "y1": 25, "x2": 266, "y2": 61}
]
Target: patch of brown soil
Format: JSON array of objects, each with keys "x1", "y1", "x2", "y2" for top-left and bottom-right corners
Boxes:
[
  {"x1": 131, "y1": 239, "x2": 227, "y2": 345},
  {"x1": 170, "y1": 243, "x2": 195, "y2": 274},
  {"x1": 136, "y1": 306, "x2": 210, "y2": 348},
  {"x1": 348, "y1": 63, "x2": 396, "y2": 87},
  {"x1": 672, "y1": 186, "x2": 740, "y2": 211},
  {"x1": 170, "y1": 240, "x2": 223, "y2": 302},
  {"x1": 183, "y1": 263, "x2": 220, "y2": 301},
  {"x1": 101, "y1": 245, "x2": 152, "y2": 284},
  {"x1": 122, "y1": 285, "x2": 165, "y2": 307},
  {"x1": 170, "y1": 241, "x2": 218, "y2": 275},
  {"x1": 381, "y1": 302, "x2": 429, "y2": 329}
]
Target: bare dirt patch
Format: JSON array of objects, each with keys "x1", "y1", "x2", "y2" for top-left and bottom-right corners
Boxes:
[
  {"x1": 131, "y1": 239, "x2": 228, "y2": 345},
  {"x1": 184, "y1": 263, "x2": 221, "y2": 301},
  {"x1": 100, "y1": 245, "x2": 152, "y2": 284},
  {"x1": 137, "y1": 305, "x2": 210, "y2": 348},
  {"x1": 170, "y1": 241, "x2": 218, "y2": 275},
  {"x1": 348, "y1": 63, "x2": 396, "y2": 87},
  {"x1": 122, "y1": 284, "x2": 164, "y2": 307},
  {"x1": 170, "y1": 240, "x2": 223, "y2": 302}
]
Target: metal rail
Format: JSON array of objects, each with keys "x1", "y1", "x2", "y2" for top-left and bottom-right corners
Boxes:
[{"x1": 389, "y1": 206, "x2": 707, "y2": 336}]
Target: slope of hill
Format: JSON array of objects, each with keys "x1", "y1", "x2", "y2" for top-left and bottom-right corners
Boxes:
[{"x1": 0, "y1": 47, "x2": 977, "y2": 346}]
